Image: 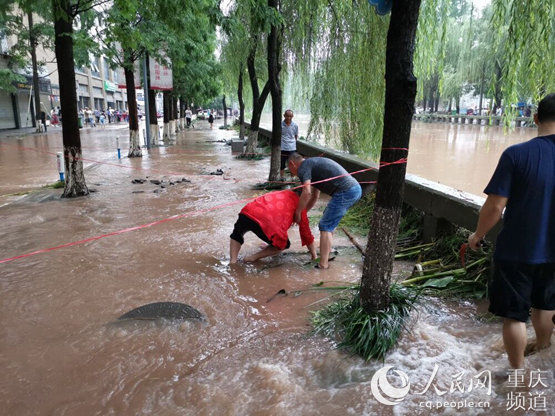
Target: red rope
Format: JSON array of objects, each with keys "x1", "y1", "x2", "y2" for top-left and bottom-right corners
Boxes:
[{"x1": 0, "y1": 149, "x2": 407, "y2": 264}]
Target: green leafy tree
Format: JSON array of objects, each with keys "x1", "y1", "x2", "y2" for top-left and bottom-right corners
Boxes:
[
  {"x1": 1, "y1": 1, "x2": 53, "y2": 130},
  {"x1": 51, "y1": 0, "x2": 107, "y2": 197}
]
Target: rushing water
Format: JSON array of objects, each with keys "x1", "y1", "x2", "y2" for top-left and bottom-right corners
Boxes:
[
  {"x1": 0, "y1": 121, "x2": 552, "y2": 415},
  {"x1": 259, "y1": 113, "x2": 536, "y2": 197}
]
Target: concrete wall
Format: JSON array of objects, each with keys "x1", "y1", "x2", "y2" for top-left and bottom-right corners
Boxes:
[{"x1": 245, "y1": 123, "x2": 501, "y2": 240}]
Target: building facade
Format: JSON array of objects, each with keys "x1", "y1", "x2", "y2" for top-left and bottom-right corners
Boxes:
[{"x1": 0, "y1": 11, "x2": 129, "y2": 130}]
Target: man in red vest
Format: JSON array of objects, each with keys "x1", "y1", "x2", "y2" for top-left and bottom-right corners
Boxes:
[{"x1": 230, "y1": 190, "x2": 317, "y2": 263}]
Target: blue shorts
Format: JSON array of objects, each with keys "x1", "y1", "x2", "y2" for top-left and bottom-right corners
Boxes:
[{"x1": 319, "y1": 185, "x2": 362, "y2": 232}]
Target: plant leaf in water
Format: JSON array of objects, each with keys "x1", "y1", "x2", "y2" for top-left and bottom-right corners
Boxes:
[{"x1": 421, "y1": 276, "x2": 455, "y2": 288}]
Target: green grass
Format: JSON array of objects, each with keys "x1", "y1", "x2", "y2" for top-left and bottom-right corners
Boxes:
[
  {"x1": 43, "y1": 180, "x2": 65, "y2": 189},
  {"x1": 338, "y1": 193, "x2": 423, "y2": 243},
  {"x1": 311, "y1": 284, "x2": 418, "y2": 360},
  {"x1": 236, "y1": 154, "x2": 266, "y2": 160}
]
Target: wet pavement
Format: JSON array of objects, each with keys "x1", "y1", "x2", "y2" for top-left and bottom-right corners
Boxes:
[{"x1": 0, "y1": 121, "x2": 552, "y2": 415}]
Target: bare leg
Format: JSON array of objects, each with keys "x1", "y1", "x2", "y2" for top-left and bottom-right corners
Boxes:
[
  {"x1": 244, "y1": 245, "x2": 282, "y2": 262},
  {"x1": 319, "y1": 231, "x2": 333, "y2": 269},
  {"x1": 503, "y1": 318, "x2": 527, "y2": 369},
  {"x1": 230, "y1": 239, "x2": 242, "y2": 264},
  {"x1": 530, "y1": 308, "x2": 554, "y2": 350}
]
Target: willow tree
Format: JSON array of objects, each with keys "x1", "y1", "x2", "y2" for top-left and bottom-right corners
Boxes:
[
  {"x1": 288, "y1": 1, "x2": 389, "y2": 158},
  {"x1": 220, "y1": 8, "x2": 250, "y2": 140},
  {"x1": 491, "y1": 0, "x2": 555, "y2": 121},
  {"x1": 233, "y1": 0, "x2": 271, "y2": 156},
  {"x1": 266, "y1": 0, "x2": 283, "y2": 181}
]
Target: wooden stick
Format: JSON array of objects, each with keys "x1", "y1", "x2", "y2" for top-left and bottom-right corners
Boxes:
[{"x1": 341, "y1": 227, "x2": 365, "y2": 256}]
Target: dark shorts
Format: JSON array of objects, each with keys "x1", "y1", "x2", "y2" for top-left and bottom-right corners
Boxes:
[
  {"x1": 230, "y1": 214, "x2": 290, "y2": 249},
  {"x1": 280, "y1": 150, "x2": 295, "y2": 170},
  {"x1": 489, "y1": 262, "x2": 555, "y2": 322}
]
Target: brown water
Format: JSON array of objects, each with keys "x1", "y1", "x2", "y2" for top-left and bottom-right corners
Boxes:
[
  {"x1": 0, "y1": 121, "x2": 552, "y2": 415},
  {"x1": 259, "y1": 114, "x2": 536, "y2": 197}
]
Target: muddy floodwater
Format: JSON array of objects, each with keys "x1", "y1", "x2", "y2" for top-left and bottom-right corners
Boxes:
[
  {"x1": 0, "y1": 121, "x2": 552, "y2": 415},
  {"x1": 260, "y1": 114, "x2": 536, "y2": 197}
]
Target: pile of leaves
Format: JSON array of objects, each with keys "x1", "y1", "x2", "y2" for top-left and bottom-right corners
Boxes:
[{"x1": 339, "y1": 192, "x2": 490, "y2": 299}]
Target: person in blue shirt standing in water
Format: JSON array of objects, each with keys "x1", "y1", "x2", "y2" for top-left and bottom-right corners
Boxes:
[{"x1": 469, "y1": 93, "x2": 555, "y2": 369}]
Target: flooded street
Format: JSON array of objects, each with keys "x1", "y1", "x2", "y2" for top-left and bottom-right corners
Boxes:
[
  {"x1": 0, "y1": 122, "x2": 552, "y2": 415},
  {"x1": 260, "y1": 114, "x2": 536, "y2": 196}
]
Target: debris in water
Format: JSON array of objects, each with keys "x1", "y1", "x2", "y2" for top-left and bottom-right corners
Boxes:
[
  {"x1": 132, "y1": 178, "x2": 146, "y2": 184},
  {"x1": 150, "y1": 179, "x2": 161, "y2": 185},
  {"x1": 117, "y1": 302, "x2": 204, "y2": 321},
  {"x1": 267, "y1": 289, "x2": 287, "y2": 303},
  {"x1": 210, "y1": 169, "x2": 224, "y2": 175},
  {"x1": 252, "y1": 181, "x2": 289, "y2": 191}
]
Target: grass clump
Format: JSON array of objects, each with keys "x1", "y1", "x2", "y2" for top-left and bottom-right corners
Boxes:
[
  {"x1": 339, "y1": 192, "x2": 423, "y2": 245},
  {"x1": 236, "y1": 153, "x2": 266, "y2": 160},
  {"x1": 312, "y1": 284, "x2": 418, "y2": 360},
  {"x1": 338, "y1": 192, "x2": 375, "y2": 233},
  {"x1": 43, "y1": 180, "x2": 65, "y2": 189}
]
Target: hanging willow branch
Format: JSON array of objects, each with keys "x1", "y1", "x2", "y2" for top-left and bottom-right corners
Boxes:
[{"x1": 492, "y1": 0, "x2": 555, "y2": 124}]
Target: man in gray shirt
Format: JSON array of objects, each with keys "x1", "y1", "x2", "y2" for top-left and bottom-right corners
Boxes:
[
  {"x1": 288, "y1": 153, "x2": 362, "y2": 269},
  {"x1": 280, "y1": 109, "x2": 299, "y2": 178}
]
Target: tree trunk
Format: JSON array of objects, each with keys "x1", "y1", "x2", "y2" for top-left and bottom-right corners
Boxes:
[
  {"x1": 124, "y1": 55, "x2": 141, "y2": 157},
  {"x1": 360, "y1": 0, "x2": 422, "y2": 312},
  {"x1": 172, "y1": 95, "x2": 178, "y2": 134},
  {"x1": 244, "y1": 37, "x2": 270, "y2": 156},
  {"x1": 180, "y1": 97, "x2": 185, "y2": 130},
  {"x1": 222, "y1": 94, "x2": 227, "y2": 128},
  {"x1": 146, "y1": 54, "x2": 158, "y2": 145},
  {"x1": 492, "y1": 61, "x2": 502, "y2": 114},
  {"x1": 52, "y1": 0, "x2": 88, "y2": 197},
  {"x1": 28, "y1": 11, "x2": 42, "y2": 132},
  {"x1": 478, "y1": 64, "x2": 485, "y2": 116},
  {"x1": 163, "y1": 91, "x2": 170, "y2": 141},
  {"x1": 448, "y1": 97, "x2": 452, "y2": 113},
  {"x1": 238, "y1": 65, "x2": 245, "y2": 140},
  {"x1": 456, "y1": 96, "x2": 460, "y2": 114},
  {"x1": 267, "y1": 0, "x2": 282, "y2": 182},
  {"x1": 168, "y1": 92, "x2": 173, "y2": 134}
]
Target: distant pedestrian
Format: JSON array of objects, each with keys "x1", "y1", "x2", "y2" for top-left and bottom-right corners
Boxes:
[
  {"x1": 280, "y1": 109, "x2": 299, "y2": 179},
  {"x1": 40, "y1": 110, "x2": 47, "y2": 132},
  {"x1": 185, "y1": 107, "x2": 192, "y2": 127},
  {"x1": 208, "y1": 112, "x2": 214, "y2": 129}
]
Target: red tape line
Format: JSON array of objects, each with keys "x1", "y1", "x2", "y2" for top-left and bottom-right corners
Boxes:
[{"x1": 0, "y1": 157, "x2": 406, "y2": 264}]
